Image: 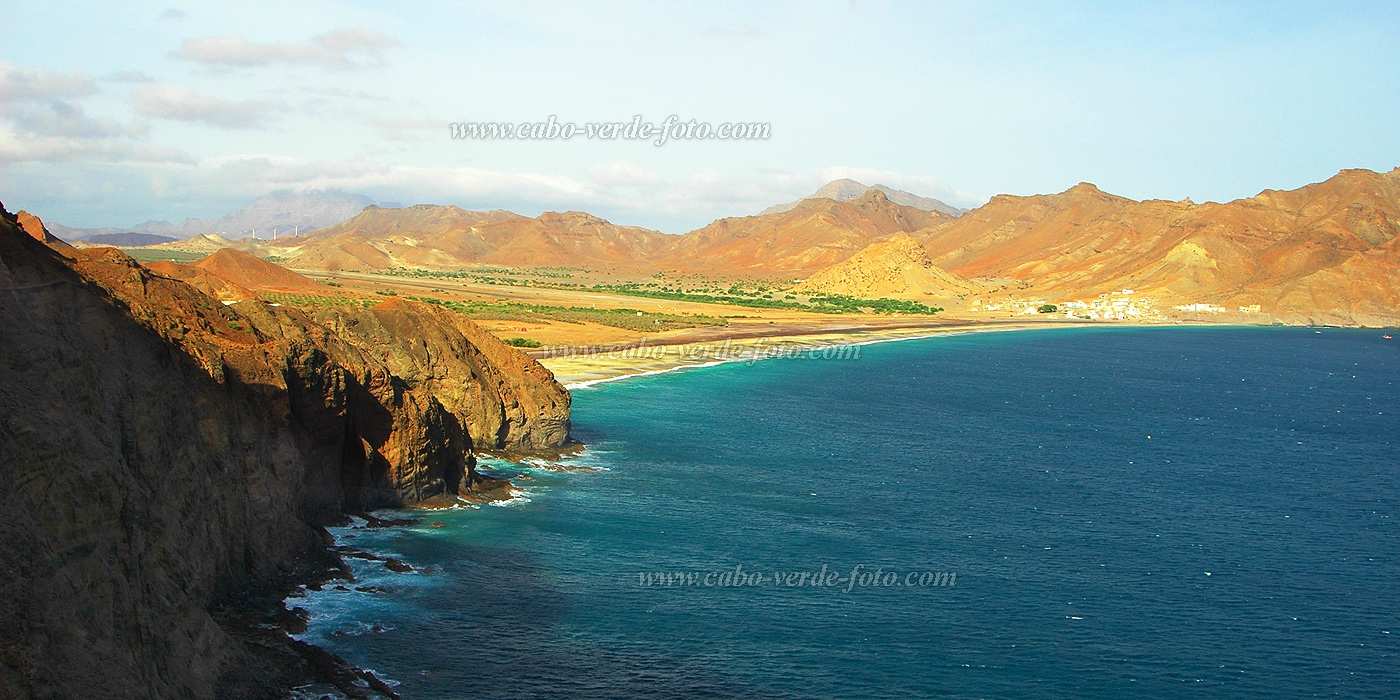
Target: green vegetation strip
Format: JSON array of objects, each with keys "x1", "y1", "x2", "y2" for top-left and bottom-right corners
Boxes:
[
  {"x1": 396, "y1": 292, "x2": 731, "y2": 332},
  {"x1": 261, "y1": 289, "x2": 728, "y2": 330},
  {"x1": 120, "y1": 249, "x2": 207, "y2": 263},
  {"x1": 261, "y1": 292, "x2": 377, "y2": 308},
  {"x1": 593, "y1": 283, "x2": 943, "y2": 315},
  {"x1": 367, "y1": 268, "x2": 942, "y2": 316}
]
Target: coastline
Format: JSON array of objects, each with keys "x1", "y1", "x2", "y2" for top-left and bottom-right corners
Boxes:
[
  {"x1": 538, "y1": 318, "x2": 1103, "y2": 388},
  {"x1": 533, "y1": 319, "x2": 1371, "y2": 388}
]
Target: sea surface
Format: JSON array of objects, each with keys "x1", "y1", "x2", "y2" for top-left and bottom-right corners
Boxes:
[{"x1": 292, "y1": 327, "x2": 1400, "y2": 699}]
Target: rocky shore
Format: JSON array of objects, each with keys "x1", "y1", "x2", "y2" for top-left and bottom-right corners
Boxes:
[{"x1": 0, "y1": 205, "x2": 573, "y2": 698}]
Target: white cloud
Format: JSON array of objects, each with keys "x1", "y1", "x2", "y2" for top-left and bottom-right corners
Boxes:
[
  {"x1": 173, "y1": 27, "x2": 400, "y2": 69},
  {"x1": 370, "y1": 117, "x2": 442, "y2": 141},
  {"x1": 133, "y1": 84, "x2": 281, "y2": 129},
  {"x1": 10, "y1": 100, "x2": 142, "y2": 139},
  {"x1": 5, "y1": 144, "x2": 971, "y2": 230},
  {"x1": 201, "y1": 155, "x2": 592, "y2": 205},
  {"x1": 0, "y1": 127, "x2": 194, "y2": 165},
  {"x1": 0, "y1": 63, "x2": 185, "y2": 165},
  {"x1": 0, "y1": 63, "x2": 97, "y2": 104},
  {"x1": 104, "y1": 70, "x2": 155, "y2": 83}
]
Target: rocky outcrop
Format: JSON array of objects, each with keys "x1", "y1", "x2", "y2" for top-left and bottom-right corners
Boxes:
[
  {"x1": 313, "y1": 300, "x2": 572, "y2": 457},
  {"x1": 145, "y1": 250, "x2": 573, "y2": 456},
  {"x1": 15, "y1": 210, "x2": 72, "y2": 249},
  {"x1": 0, "y1": 205, "x2": 572, "y2": 698},
  {"x1": 795, "y1": 233, "x2": 972, "y2": 300}
]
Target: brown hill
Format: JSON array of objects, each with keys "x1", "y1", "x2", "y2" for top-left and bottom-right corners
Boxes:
[
  {"x1": 194, "y1": 248, "x2": 325, "y2": 293},
  {"x1": 144, "y1": 259, "x2": 259, "y2": 301},
  {"x1": 272, "y1": 190, "x2": 948, "y2": 277},
  {"x1": 146, "y1": 248, "x2": 324, "y2": 301},
  {"x1": 275, "y1": 204, "x2": 667, "y2": 271},
  {"x1": 795, "y1": 233, "x2": 972, "y2": 299},
  {"x1": 912, "y1": 168, "x2": 1400, "y2": 324},
  {"x1": 477, "y1": 211, "x2": 669, "y2": 268},
  {"x1": 648, "y1": 190, "x2": 952, "y2": 276}
]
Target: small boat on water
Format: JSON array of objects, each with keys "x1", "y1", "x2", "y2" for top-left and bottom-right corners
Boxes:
[{"x1": 1385, "y1": 334, "x2": 1394, "y2": 339}]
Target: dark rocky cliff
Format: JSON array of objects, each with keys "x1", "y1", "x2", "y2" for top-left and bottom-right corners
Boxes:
[{"x1": 0, "y1": 205, "x2": 572, "y2": 698}]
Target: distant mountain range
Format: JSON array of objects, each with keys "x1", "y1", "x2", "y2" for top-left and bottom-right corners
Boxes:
[
  {"x1": 47, "y1": 170, "x2": 1400, "y2": 325},
  {"x1": 907, "y1": 169, "x2": 1400, "y2": 325},
  {"x1": 243, "y1": 188, "x2": 949, "y2": 277},
  {"x1": 49, "y1": 191, "x2": 375, "y2": 241},
  {"x1": 760, "y1": 179, "x2": 966, "y2": 217}
]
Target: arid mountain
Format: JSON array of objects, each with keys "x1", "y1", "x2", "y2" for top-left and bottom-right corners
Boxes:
[
  {"x1": 761, "y1": 179, "x2": 966, "y2": 217},
  {"x1": 237, "y1": 190, "x2": 947, "y2": 276},
  {"x1": 51, "y1": 167, "x2": 1400, "y2": 323},
  {"x1": 266, "y1": 204, "x2": 668, "y2": 271},
  {"x1": 195, "y1": 248, "x2": 327, "y2": 293},
  {"x1": 145, "y1": 248, "x2": 326, "y2": 301},
  {"x1": 649, "y1": 189, "x2": 953, "y2": 276},
  {"x1": 911, "y1": 168, "x2": 1400, "y2": 324},
  {"x1": 0, "y1": 207, "x2": 570, "y2": 698},
  {"x1": 795, "y1": 233, "x2": 972, "y2": 299}
]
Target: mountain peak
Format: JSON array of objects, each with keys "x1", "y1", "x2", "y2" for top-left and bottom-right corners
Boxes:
[{"x1": 761, "y1": 180, "x2": 965, "y2": 217}]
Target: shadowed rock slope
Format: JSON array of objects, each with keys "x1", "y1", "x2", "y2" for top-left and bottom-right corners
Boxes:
[{"x1": 0, "y1": 206, "x2": 570, "y2": 698}]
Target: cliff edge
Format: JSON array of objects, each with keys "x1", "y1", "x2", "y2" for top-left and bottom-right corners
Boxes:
[{"x1": 0, "y1": 204, "x2": 571, "y2": 698}]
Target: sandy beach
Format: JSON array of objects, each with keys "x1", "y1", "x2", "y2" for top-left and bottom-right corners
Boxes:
[{"x1": 534, "y1": 318, "x2": 1091, "y2": 388}]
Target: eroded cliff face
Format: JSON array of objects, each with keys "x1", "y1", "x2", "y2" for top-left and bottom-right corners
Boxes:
[
  {"x1": 65, "y1": 245, "x2": 474, "y2": 513},
  {"x1": 0, "y1": 206, "x2": 572, "y2": 698},
  {"x1": 313, "y1": 300, "x2": 571, "y2": 457}
]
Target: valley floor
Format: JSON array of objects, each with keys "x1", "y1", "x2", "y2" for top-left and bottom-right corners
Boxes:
[{"x1": 287, "y1": 268, "x2": 1265, "y2": 386}]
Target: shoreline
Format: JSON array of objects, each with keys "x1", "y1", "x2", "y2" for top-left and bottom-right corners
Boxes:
[
  {"x1": 537, "y1": 319, "x2": 1396, "y2": 388},
  {"x1": 539, "y1": 319, "x2": 1109, "y2": 388}
]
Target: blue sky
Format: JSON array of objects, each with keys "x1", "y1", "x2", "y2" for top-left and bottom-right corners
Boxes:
[{"x1": 1, "y1": 1, "x2": 1396, "y2": 231}]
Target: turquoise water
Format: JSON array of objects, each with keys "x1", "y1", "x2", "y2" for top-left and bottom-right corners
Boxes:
[{"x1": 294, "y1": 327, "x2": 1400, "y2": 699}]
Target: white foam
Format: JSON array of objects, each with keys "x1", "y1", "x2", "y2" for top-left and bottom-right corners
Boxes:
[{"x1": 488, "y1": 488, "x2": 533, "y2": 506}]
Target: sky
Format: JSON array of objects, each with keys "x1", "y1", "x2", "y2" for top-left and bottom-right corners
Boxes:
[{"x1": 1, "y1": 1, "x2": 1397, "y2": 232}]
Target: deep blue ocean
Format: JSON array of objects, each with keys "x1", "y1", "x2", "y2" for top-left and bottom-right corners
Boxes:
[{"x1": 292, "y1": 327, "x2": 1400, "y2": 699}]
